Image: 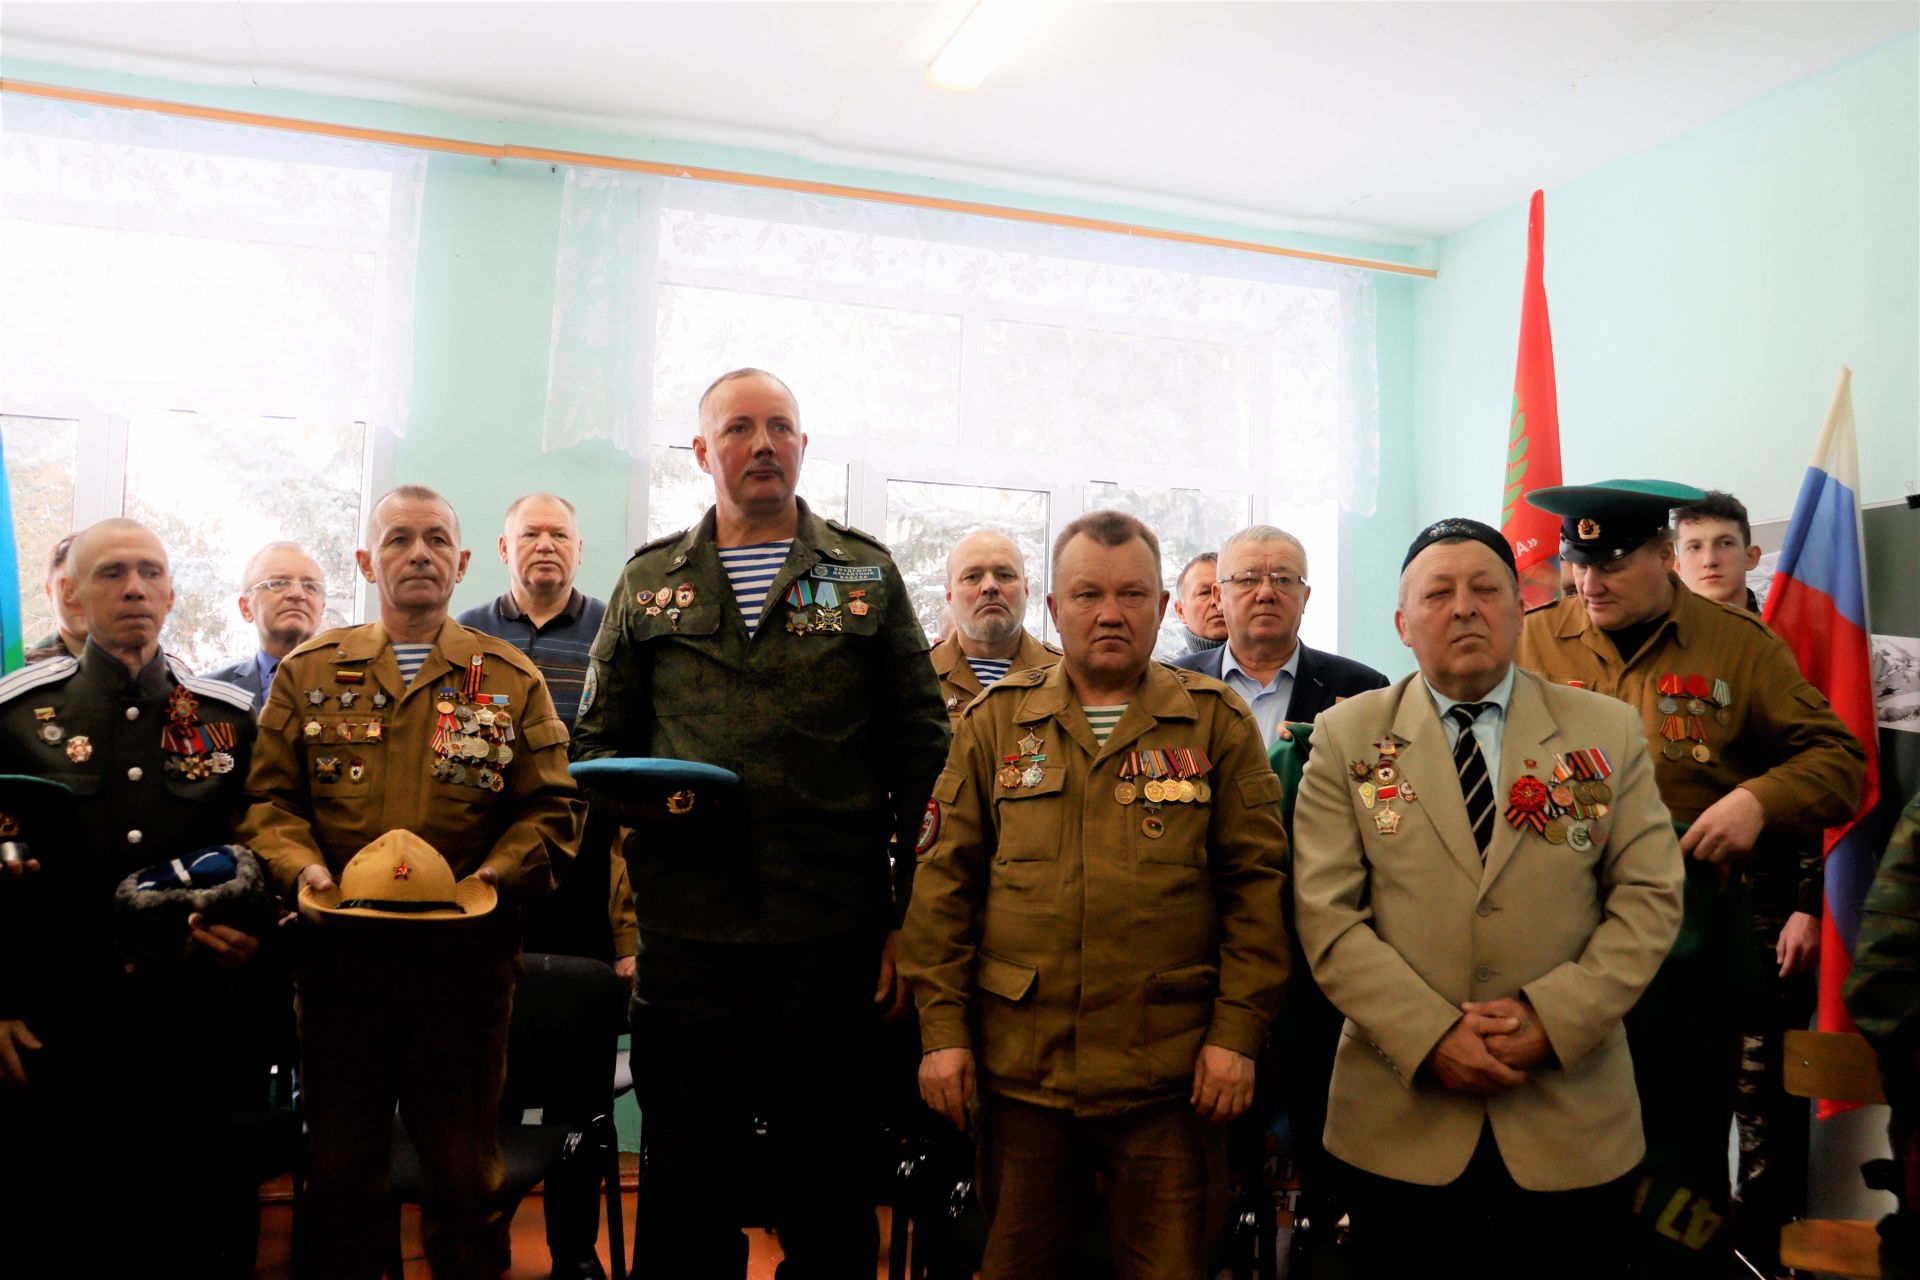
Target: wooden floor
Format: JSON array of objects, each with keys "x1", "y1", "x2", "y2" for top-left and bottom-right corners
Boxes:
[{"x1": 254, "y1": 1157, "x2": 908, "y2": 1280}]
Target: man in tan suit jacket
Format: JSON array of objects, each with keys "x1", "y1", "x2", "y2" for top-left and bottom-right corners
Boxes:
[{"x1": 1293, "y1": 517, "x2": 1683, "y2": 1280}]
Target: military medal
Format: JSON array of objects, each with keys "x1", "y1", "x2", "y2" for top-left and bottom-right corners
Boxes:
[
  {"x1": 1114, "y1": 781, "x2": 1136, "y2": 805},
  {"x1": 1359, "y1": 781, "x2": 1377, "y2": 810},
  {"x1": 371, "y1": 691, "x2": 391, "y2": 710},
  {"x1": 307, "y1": 688, "x2": 326, "y2": 707},
  {"x1": 1663, "y1": 740, "x2": 1685, "y2": 761},
  {"x1": 338, "y1": 689, "x2": 358, "y2": 710},
  {"x1": 636, "y1": 589, "x2": 653, "y2": 607},
  {"x1": 849, "y1": 589, "x2": 870, "y2": 617},
  {"x1": 1505, "y1": 775, "x2": 1551, "y2": 833},
  {"x1": 38, "y1": 723, "x2": 63, "y2": 745},
  {"x1": 675, "y1": 583, "x2": 695, "y2": 608},
  {"x1": 33, "y1": 707, "x2": 54, "y2": 720},
  {"x1": 946, "y1": 695, "x2": 960, "y2": 711},
  {"x1": 1141, "y1": 815, "x2": 1165, "y2": 840},
  {"x1": 997, "y1": 765, "x2": 1021, "y2": 787},
  {"x1": 366, "y1": 721, "x2": 384, "y2": 742},
  {"x1": 315, "y1": 756, "x2": 341, "y2": 783},
  {"x1": 1021, "y1": 763, "x2": 1044, "y2": 787},
  {"x1": 1542, "y1": 817, "x2": 1569, "y2": 845},
  {"x1": 1691, "y1": 743, "x2": 1712, "y2": 764},
  {"x1": 1712, "y1": 678, "x2": 1733, "y2": 727},
  {"x1": 65, "y1": 736, "x2": 92, "y2": 763},
  {"x1": 348, "y1": 758, "x2": 365, "y2": 782},
  {"x1": 1348, "y1": 760, "x2": 1372, "y2": 782},
  {"x1": 1001, "y1": 731, "x2": 1048, "y2": 789},
  {"x1": 1374, "y1": 806, "x2": 1401, "y2": 835},
  {"x1": 1018, "y1": 731, "x2": 1043, "y2": 755},
  {"x1": 304, "y1": 720, "x2": 322, "y2": 738},
  {"x1": 1567, "y1": 822, "x2": 1594, "y2": 851},
  {"x1": 211, "y1": 752, "x2": 234, "y2": 774}
]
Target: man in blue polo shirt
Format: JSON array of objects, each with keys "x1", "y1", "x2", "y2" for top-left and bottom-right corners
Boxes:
[{"x1": 457, "y1": 490, "x2": 616, "y2": 1280}]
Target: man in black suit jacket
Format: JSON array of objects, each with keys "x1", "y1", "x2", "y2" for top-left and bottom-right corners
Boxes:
[
  {"x1": 1168, "y1": 526, "x2": 1386, "y2": 739},
  {"x1": 202, "y1": 542, "x2": 328, "y2": 713},
  {"x1": 1168, "y1": 523, "x2": 1385, "y2": 1272}
]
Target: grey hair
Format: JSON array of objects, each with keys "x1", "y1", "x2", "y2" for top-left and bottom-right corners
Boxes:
[{"x1": 1219, "y1": 525, "x2": 1309, "y2": 582}]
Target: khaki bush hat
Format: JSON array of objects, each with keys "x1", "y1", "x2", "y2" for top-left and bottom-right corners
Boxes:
[{"x1": 298, "y1": 829, "x2": 496, "y2": 924}]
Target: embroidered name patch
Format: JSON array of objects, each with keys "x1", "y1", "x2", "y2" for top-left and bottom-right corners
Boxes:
[{"x1": 811, "y1": 564, "x2": 885, "y2": 582}]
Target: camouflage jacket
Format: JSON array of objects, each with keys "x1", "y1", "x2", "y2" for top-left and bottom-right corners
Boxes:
[{"x1": 573, "y1": 500, "x2": 950, "y2": 944}]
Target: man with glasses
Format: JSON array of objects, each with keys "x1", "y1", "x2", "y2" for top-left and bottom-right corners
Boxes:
[
  {"x1": 207, "y1": 541, "x2": 329, "y2": 714},
  {"x1": 1171, "y1": 526, "x2": 1386, "y2": 746}
]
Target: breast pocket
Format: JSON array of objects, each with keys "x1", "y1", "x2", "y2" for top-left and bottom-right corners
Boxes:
[
  {"x1": 991, "y1": 767, "x2": 1066, "y2": 913},
  {"x1": 993, "y1": 766, "x2": 1066, "y2": 862}
]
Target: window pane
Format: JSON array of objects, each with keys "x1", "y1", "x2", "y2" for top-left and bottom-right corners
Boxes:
[
  {"x1": 985, "y1": 321, "x2": 1253, "y2": 465},
  {"x1": 1084, "y1": 482, "x2": 1247, "y2": 659},
  {"x1": 646, "y1": 445, "x2": 847, "y2": 543},
  {"x1": 884, "y1": 481, "x2": 1049, "y2": 643},
  {"x1": 123, "y1": 414, "x2": 364, "y2": 672},
  {"x1": 652, "y1": 285, "x2": 961, "y2": 444},
  {"x1": 2, "y1": 415, "x2": 81, "y2": 650}
]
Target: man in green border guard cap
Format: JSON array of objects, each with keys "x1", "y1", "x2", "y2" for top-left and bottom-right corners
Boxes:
[{"x1": 1517, "y1": 479, "x2": 1866, "y2": 1279}]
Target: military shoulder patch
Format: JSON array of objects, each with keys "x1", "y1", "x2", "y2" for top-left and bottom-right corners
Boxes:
[
  {"x1": 915, "y1": 799, "x2": 941, "y2": 855},
  {"x1": 577, "y1": 665, "x2": 598, "y2": 719}
]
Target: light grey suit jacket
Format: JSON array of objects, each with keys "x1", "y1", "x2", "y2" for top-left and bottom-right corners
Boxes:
[{"x1": 1292, "y1": 667, "x2": 1683, "y2": 1191}]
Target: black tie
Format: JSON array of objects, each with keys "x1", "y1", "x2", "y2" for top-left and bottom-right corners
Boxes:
[{"x1": 1448, "y1": 703, "x2": 1496, "y2": 857}]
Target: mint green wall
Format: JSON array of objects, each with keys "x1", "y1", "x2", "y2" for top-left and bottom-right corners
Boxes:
[
  {"x1": 1412, "y1": 33, "x2": 1920, "y2": 533},
  {"x1": 2, "y1": 56, "x2": 1427, "y2": 659}
]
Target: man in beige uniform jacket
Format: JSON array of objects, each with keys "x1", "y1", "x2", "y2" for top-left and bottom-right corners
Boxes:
[
  {"x1": 929, "y1": 528, "x2": 1060, "y2": 725},
  {"x1": 1294, "y1": 517, "x2": 1683, "y2": 1280},
  {"x1": 241, "y1": 485, "x2": 582, "y2": 1279},
  {"x1": 903, "y1": 510, "x2": 1289, "y2": 1280}
]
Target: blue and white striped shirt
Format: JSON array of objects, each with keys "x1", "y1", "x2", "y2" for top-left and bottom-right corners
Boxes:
[
  {"x1": 718, "y1": 540, "x2": 793, "y2": 634},
  {"x1": 966, "y1": 657, "x2": 1013, "y2": 687},
  {"x1": 392, "y1": 642, "x2": 434, "y2": 685}
]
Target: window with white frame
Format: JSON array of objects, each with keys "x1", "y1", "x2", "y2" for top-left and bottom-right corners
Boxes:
[
  {"x1": 0, "y1": 96, "x2": 422, "y2": 670},
  {"x1": 595, "y1": 181, "x2": 1373, "y2": 657}
]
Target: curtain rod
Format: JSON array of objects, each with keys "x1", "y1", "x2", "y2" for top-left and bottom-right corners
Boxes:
[{"x1": 2, "y1": 77, "x2": 1438, "y2": 281}]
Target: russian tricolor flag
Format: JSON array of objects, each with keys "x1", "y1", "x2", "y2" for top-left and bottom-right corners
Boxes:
[{"x1": 1761, "y1": 367, "x2": 1881, "y2": 1065}]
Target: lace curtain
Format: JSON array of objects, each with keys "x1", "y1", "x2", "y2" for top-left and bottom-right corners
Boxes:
[
  {"x1": 543, "y1": 169, "x2": 1380, "y2": 514},
  {"x1": 0, "y1": 93, "x2": 426, "y2": 435}
]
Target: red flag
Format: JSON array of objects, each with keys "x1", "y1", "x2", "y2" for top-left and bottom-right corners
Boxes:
[{"x1": 1500, "y1": 190, "x2": 1564, "y2": 609}]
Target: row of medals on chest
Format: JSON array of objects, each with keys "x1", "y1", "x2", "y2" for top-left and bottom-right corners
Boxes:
[
  {"x1": 997, "y1": 732, "x2": 1213, "y2": 842},
  {"x1": 1655, "y1": 674, "x2": 1732, "y2": 764},
  {"x1": 32, "y1": 687, "x2": 237, "y2": 777},
  {"x1": 1352, "y1": 740, "x2": 1618, "y2": 850}
]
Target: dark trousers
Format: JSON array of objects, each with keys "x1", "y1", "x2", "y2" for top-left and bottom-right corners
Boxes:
[
  {"x1": 296, "y1": 941, "x2": 516, "y2": 1280},
  {"x1": 1340, "y1": 1126, "x2": 1631, "y2": 1280},
  {"x1": 629, "y1": 929, "x2": 882, "y2": 1280},
  {"x1": 0, "y1": 973, "x2": 268, "y2": 1277},
  {"x1": 1733, "y1": 955, "x2": 1815, "y2": 1271},
  {"x1": 976, "y1": 1096, "x2": 1227, "y2": 1280}
]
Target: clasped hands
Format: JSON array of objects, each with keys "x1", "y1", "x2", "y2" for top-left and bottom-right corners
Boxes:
[{"x1": 1424, "y1": 995, "x2": 1553, "y2": 1095}]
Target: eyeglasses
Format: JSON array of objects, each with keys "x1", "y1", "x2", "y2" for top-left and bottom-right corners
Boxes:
[
  {"x1": 1218, "y1": 571, "x2": 1305, "y2": 594},
  {"x1": 246, "y1": 577, "x2": 326, "y2": 598}
]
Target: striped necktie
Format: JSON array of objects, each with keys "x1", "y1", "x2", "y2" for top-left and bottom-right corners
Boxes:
[{"x1": 1447, "y1": 703, "x2": 1496, "y2": 857}]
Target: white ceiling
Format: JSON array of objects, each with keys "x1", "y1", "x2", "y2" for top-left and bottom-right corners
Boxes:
[{"x1": 4, "y1": 1, "x2": 1915, "y2": 243}]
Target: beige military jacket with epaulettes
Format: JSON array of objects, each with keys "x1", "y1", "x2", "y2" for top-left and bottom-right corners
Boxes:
[
  {"x1": 1516, "y1": 576, "x2": 1865, "y2": 829},
  {"x1": 240, "y1": 618, "x2": 582, "y2": 904},
  {"x1": 901, "y1": 658, "x2": 1290, "y2": 1118},
  {"x1": 929, "y1": 629, "x2": 1062, "y2": 728}
]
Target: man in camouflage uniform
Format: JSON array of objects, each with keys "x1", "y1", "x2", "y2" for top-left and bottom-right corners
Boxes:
[
  {"x1": 1848, "y1": 790, "x2": 1920, "y2": 1280},
  {"x1": 575, "y1": 368, "x2": 950, "y2": 1279}
]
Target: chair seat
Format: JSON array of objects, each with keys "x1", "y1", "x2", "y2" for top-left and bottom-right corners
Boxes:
[
  {"x1": 390, "y1": 1126, "x2": 573, "y2": 1201},
  {"x1": 1780, "y1": 1218, "x2": 1882, "y2": 1279}
]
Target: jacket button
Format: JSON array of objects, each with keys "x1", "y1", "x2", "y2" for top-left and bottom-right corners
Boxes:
[
  {"x1": 127, "y1": 767, "x2": 144, "y2": 782},
  {"x1": 127, "y1": 830, "x2": 143, "y2": 845},
  {"x1": 125, "y1": 706, "x2": 140, "y2": 721},
  {"x1": 1474, "y1": 964, "x2": 1492, "y2": 982},
  {"x1": 1476, "y1": 901, "x2": 1492, "y2": 917}
]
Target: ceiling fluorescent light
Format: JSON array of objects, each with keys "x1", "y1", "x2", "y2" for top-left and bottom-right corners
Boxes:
[{"x1": 927, "y1": 0, "x2": 1052, "y2": 91}]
